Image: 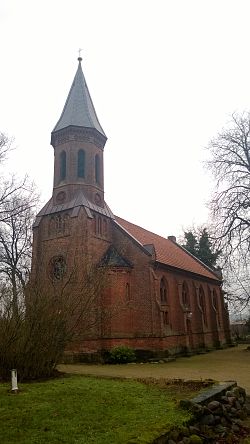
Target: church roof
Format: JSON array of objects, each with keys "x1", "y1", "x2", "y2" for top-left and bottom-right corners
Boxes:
[
  {"x1": 52, "y1": 58, "x2": 106, "y2": 137},
  {"x1": 115, "y1": 216, "x2": 220, "y2": 281},
  {"x1": 33, "y1": 191, "x2": 114, "y2": 227}
]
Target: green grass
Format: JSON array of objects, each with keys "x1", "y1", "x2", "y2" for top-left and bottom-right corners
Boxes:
[{"x1": 0, "y1": 375, "x2": 191, "y2": 444}]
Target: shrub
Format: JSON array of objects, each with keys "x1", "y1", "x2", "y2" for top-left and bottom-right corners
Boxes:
[
  {"x1": 0, "y1": 263, "x2": 109, "y2": 381},
  {"x1": 0, "y1": 285, "x2": 70, "y2": 381},
  {"x1": 109, "y1": 345, "x2": 136, "y2": 364}
]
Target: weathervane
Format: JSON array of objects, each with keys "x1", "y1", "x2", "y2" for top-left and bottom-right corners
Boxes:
[{"x1": 78, "y1": 48, "x2": 83, "y2": 62}]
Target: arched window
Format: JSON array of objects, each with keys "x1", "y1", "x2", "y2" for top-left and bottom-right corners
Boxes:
[
  {"x1": 103, "y1": 219, "x2": 107, "y2": 236},
  {"x1": 182, "y1": 281, "x2": 189, "y2": 307},
  {"x1": 212, "y1": 289, "x2": 218, "y2": 309},
  {"x1": 126, "y1": 283, "x2": 130, "y2": 300},
  {"x1": 160, "y1": 278, "x2": 167, "y2": 303},
  {"x1": 77, "y1": 149, "x2": 85, "y2": 178},
  {"x1": 60, "y1": 151, "x2": 66, "y2": 181},
  {"x1": 199, "y1": 286, "x2": 207, "y2": 325},
  {"x1": 95, "y1": 154, "x2": 101, "y2": 185},
  {"x1": 56, "y1": 214, "x2": 62, "y2": 233},
  {"x1": 63, "y1": 214, "x2": 70, "y2": 234},
  {"x1": 208, "y1": 286, "x2": 212, "y2": 298},
  {"x1": 213, "y1": 289, "x2": 221, "y2": 327},
  {"x1": 98, "y1": 217, "x2": 102, "y2": 235},
  {"x1": 49, "y1": 213, "x2": 70, "y2": 237},
  {"x1": 49, "y1": 217, "x2": 56, "y2": 236},
  {"x1": 163, "y1": 311, "x2": 169, "y2": 325},
  {"x1": 93, "y1": 215, "x2": 97, "y2": 234}
]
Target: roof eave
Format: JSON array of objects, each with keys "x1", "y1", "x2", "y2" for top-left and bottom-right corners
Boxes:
[
  {"x1": 172, "y1": 242, "x2": 222, "y2": 281},
  {"x1": 154, "y1": 260, "x2": 222, "y2": 284}
]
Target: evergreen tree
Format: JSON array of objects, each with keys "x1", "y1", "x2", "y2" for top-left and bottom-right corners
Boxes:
[
  {"x1": 182, "y1": 231, "x2": 198, "y2": 256},
  {"x1": 182, "y1": 228, "x2": 221, "y2": 268},
  {"x1": 198, "y1": 228, "x2": 221, "y2": 268}
]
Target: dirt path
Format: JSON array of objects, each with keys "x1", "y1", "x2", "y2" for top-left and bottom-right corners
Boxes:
[{"x1": 58, "y1": 345, "x2": 250, "y2": 393}]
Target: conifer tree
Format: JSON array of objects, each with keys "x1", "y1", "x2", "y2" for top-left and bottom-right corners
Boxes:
[
  {"x1": 182, "y1": 228, "x2": 221, "y2": 268},
  {"x1": 198, "y1": 228, "x2": 221, "y2": 268},
  {"x1": 182, "y1": 231, "x2": 198, "y2": 257}
]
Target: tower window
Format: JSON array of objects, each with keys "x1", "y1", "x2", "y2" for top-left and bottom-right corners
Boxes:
[
  {"x1": 49, "y1": 213, "x2": 70, "y2": 237},
  {"x1": 98, "y1": 216, "x2": 102, "y2": 235},
  {"x1": 56, "y1": 214, "x2": 63, "y2": 233},
  {"x1": 49, "y1": 217, "x2": 56, "y2": 236},
  {"x1": 60, "y1": 151, "x2": 66, "y2": 181},
  {"x1": 63, "y1": 214, "x2": 70, "y2": 234},
  {"x1": 95, "y1": 154, "x2": 100, "y2": 185},
  {"x1": 77, "y1": 149, "x2": 85, "y2": 178},
  {"x1": 93, "y1": 215, "x2": 97, "y2": 234}
]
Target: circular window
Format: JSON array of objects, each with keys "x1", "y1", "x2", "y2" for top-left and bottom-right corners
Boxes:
[
  {"x1": 49, "y1": 256, "x2": 66, "y2": 280},
  {"x1": 56, "y1": 191, "x2": 66, "y2": 204}
]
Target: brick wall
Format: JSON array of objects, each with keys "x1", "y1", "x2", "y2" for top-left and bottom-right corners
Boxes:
[{"x1": 32, "y1": 200, "x2": 231, "y2": 356}]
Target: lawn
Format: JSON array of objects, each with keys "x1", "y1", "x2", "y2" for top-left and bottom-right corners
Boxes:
[{"x1": 0, "y1": 375, "x2": 192, "y2": 444}]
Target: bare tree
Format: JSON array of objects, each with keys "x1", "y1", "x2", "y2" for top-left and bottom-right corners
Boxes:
[
  {"x1": 0, "y1": 133, "x2": 34, "y2": 223},
  {"x1": 207, "y1": 112, "x2": 250, "y2": 255},
  {"x1": 0, "y1": 190, "x2": 38, "y2": 318},
  {"x1": 0, "y1": 133, "x2": 39, "y2": 316},
  {"x1": 0, "y1": 132, "x2": 13, "y2": 163},
  {"x1": 207, "y1": 112, "x2": 250, "y2": 308},
  {"x1": 222, "y1": 253, "x2": 250, "y2": 311}
]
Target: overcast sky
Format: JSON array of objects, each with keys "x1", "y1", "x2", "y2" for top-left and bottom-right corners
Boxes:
[{"x1": 1, "y1": 0, "x2": 250, "y2": 239}]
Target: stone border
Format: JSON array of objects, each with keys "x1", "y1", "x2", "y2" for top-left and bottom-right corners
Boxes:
[
  {"x1": 180, "y1": 381, "x2": 237, "y2": 406},
  {"x1": 153, "y1": 382, "x2": 250, "y2": 444}
]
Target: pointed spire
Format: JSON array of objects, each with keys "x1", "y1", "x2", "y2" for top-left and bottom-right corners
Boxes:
[{"x1": 52, "y1": 58, "x2": 106, "y2": 137}]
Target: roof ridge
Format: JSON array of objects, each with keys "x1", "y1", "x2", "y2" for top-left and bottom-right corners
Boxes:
[{"x1": 115, "y1": 215, "x2": 167, "y2": 242}]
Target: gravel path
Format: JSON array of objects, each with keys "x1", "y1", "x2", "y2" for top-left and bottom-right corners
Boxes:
[{"x1": 58, "y1": 344, "x2": 250, "y2": 393}]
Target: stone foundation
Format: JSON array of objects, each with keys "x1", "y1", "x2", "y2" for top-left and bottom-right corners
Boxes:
[{"x1": 61, "y1": 342, "x2": 233, "y2": 364}]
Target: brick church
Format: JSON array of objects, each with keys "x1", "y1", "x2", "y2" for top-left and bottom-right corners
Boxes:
[{"x1": 32, "y1": 57, "x2": 231, "y2": 358}]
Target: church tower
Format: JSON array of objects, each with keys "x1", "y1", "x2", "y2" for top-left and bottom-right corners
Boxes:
[
  {"x1": 32, "y1": 58, "x2": 114, "y2": 284},
  {"x1": 50, "y1": 56, "x2": 107, "y2": 208}
]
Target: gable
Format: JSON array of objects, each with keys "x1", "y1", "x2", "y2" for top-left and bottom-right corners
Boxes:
[{"x1": 101, "y1": 245, "x2": 133, "y2": 268}]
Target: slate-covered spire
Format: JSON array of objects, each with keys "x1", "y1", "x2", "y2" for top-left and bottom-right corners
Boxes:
[{"x1": 52, "y1": 57, "x2": 106, "y2": 137}]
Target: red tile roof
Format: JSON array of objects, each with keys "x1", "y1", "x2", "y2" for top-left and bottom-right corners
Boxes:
[{"x1": 115, "y1": 216, "x2": 220, "y2": 281}]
